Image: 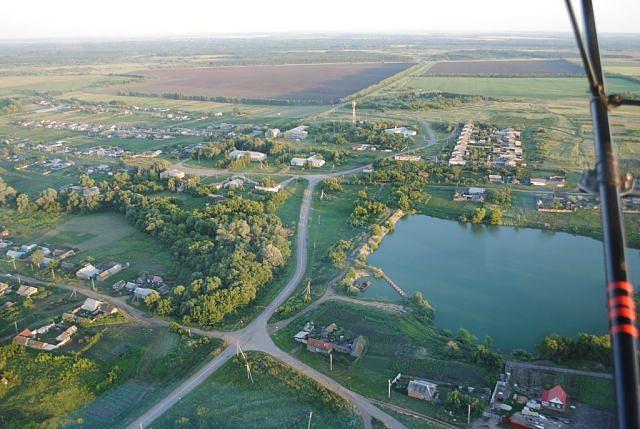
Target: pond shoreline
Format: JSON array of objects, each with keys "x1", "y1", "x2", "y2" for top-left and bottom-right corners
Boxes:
[{"x1": 362, "y1": 214, "x2": 640, "y2": 351}]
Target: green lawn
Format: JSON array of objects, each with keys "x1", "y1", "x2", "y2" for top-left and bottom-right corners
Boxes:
[
  {"x1": 406, "y1": 76, "x2": 640, "y2": 99},
  {"x1": 152, "y1": 352, "x2": 363, "y2": 429},
  {"x1": 574, "y1": 376, "x2": 615, "y2": 411}
]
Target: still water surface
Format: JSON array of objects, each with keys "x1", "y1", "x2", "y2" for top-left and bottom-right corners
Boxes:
[{"x1": 365, "y1": 215, "x2": 640, "y2": 351}]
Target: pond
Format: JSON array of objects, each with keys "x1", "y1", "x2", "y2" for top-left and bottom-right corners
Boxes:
[{"x1": 364, "y1": 215, "x2": 640, "y2": 351}]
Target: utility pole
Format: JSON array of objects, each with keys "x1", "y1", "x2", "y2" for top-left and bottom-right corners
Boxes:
[
  {"x1": 91, "y1": 277, "x2": 96, "y2": 291},
  {"x1": 14, "y1": 321, "x2": 18, "y2": 333},
  {"x1": 304, "y1": 280, "x2": 311, "y2": 301},
  {"x1": 352, "y1": 101, "x2": 357, "y2": 125},
  {"x1": 329, "y1": 353, "x2": 333, "y2": 371},
  {"x1": 467, "y1": 404, "x2": 471, "y2": 425},
  {"x1": 307, "y1": 411, "x2": 313, "y2": 429},
  {"x1": 388, "y1": 379, "x2": 391, "y2": 399},
  {"x1": 236, "y1": 342, "x2": 253, "y2": 383}
]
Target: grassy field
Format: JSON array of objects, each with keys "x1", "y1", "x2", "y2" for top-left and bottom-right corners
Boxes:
[
  {"x1": 72, "y1": 325, "x2": 224, "y2": 428},
  {"x1": 404, "y1": 76, "x2": 640, "y2": 99},
  {"x1": 32, "y1": 212, "x2": 173, "y2": 278},
  {"x1": 152, "y1": 351, "x2": 363, "y2": 429},
  {"x1": 271, "y1": 182, "x2": 366, "y2": 322},
  {"x1": 574, "y1": 376, "x2": 615, "y2": 411},
  {"x1": 272, "y1": 301, "x2": 490, "y2": 422}
]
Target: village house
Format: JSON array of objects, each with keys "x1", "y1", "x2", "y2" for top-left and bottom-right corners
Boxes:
[
  {"x1": 76, "y1": 263, "x2": 100, "y2": 280},
  {"x1": 394, "y1": 154, "x2": 421, "y2": 162},
  {"x1": 385, "y1": 126, "x2": 417, "y2": 137},
  {"x1": 63, "y1": 297, "x2": 118, "y2": 323},
  {"x1": 136, "y1": 274, "x2": 169, "y2": 294},
  {"x1": 112, "y1": 280, "x2": 138, "y2": 293},
  {"x1": 488, "y1": 174, "x2": 503, "y2": 183},
  {"x1": 530, "y1": 178, "x2": 547, "y2": 186},
  {"x1": 97, "y1": 262, "x2": 129, "y2": 281},
  {"x1": 265, "y1": 128, "x2": 280, "y2": 139},
  {"x1": 159, "y1": 169, "x2": 186, "y2": 180},
  {"x1": 83, "y1": 186, "x2": 100, "y2": 198},
  {"x1": 0, "y1": 282, "x2": 9, "y2": 296},
  {"x1": 352, "y1": 144, "x2": 379, "y2": 151},
  {"x1": 16, "y1": 285, "x2": 38, "y2": 298},
  {"x1": 20, "y1": 243, "x2": 37, "y2": 253},
  {"x1": 290, "y1": 154, "x2": 325, "y2": 168},
  {"x1": 306, "y1": 338, "x2": 335, "y2": 355},
  {"x1": 134, "y1": 287, "x2": 155, "y2": 300},
  {"x1": 13, "y1": 323, "x2": 78, "y2": 351},
  {"x1": 407, "y1": 379, "x2": 438, "y2": 401},
  {"x1": 229, "y1": 149, "x2": 267, "y2": 162},
  {"x1": 455, "y1": 187, "x2": 486, "y2": 202},
  {"x1": 283, "y1": 125, "x2": 309, "y2": 140},
  {"x1": 255, "y1": 183, "x2": 282, "y2": 193},
  {"x1": 294, "y1": 331, "x2": 310, "y2": 343},
  {"x1": 6, "y1": 249, "x2": 25, "y2": 259},
  {"x1": 541, "y1": 385, "x2": 568, "y2": 411}
]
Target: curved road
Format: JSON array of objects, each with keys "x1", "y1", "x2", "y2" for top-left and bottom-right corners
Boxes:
[{"x1": 126, "y1": 170, "x2": 408, "y2": 429}]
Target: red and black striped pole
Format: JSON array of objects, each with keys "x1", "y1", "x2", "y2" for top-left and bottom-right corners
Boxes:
[{"x1": 566, "y1": 1, "x2": 640, "y2": 427}]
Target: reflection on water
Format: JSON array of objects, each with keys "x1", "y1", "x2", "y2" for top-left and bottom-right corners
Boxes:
[{"x1": 364, "y1": 215, "x2": 640, "y2": 351}]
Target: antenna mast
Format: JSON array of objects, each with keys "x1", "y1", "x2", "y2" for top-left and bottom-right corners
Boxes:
[{"x1": 351, "y1": 101, "x2": 357, "y2": 125}]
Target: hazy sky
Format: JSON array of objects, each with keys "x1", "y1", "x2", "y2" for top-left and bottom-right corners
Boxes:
[{"x1": 1, "y1": 0, "x2": 638, "y2": 40}]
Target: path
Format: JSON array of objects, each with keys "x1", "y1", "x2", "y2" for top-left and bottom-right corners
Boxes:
[
  {"x1": 126, "y1": 171, "x2": 407, "y2": 429},
  {"x1": 506, "y1": 360, "x2": 613, "y2": 380},
  {"x1": 268, "y1": 286, "x2": 406, "y2": 334},
  {"x1": 10, "y1": 136, "x2": 437, "y2": 428}
]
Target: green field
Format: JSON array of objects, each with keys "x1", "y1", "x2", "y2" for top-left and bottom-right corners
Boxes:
[
  {"x1": 271, "y1": 182, "x2": 366, "y2": 322},
  {"x1": 32, "y1": 212, "x2": 173, "y2": 278},
  {"x1": 73, "y1": 324, "x2": 224, "y2": 428},
  {"x1": 152, "y1": 352, "x2": 363, "y2": 429},
  {"x1": 405, "y1": 76, "x2": 640, "y2": 99}
]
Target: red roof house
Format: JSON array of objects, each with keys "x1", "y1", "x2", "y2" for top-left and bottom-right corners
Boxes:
[
  {"x1": 306, "y1": 338, "x2": 335, "y2": 355},
  {"x1": 17, "y1": 328, "x2": 32, "y2": 338},
  {"x1": 541, "y1": 385, "x2": 568, "y2": 411}
]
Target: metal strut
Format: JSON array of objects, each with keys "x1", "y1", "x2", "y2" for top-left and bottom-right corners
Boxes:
[{"x1": 565, "y1": 1, "x2": 640, "y2": 428}]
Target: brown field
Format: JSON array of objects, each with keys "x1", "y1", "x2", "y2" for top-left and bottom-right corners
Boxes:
[
  {"x1": 426, "y1": 59, "x2": 584, "y2": 76},
  {"x1": 108, "y1": 62, "x2": 413, "y2": 103}
]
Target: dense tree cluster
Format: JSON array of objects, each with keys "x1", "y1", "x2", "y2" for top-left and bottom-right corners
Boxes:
[
  {"x1": 537, "y1": 333, "x2": 612, "y2": 367},
  {"x1": 328, "y1": 239, "x2": 353, "y2": 269},
  {"x1": 350, "y1": 189, "x2": 387, "y2": 227},
  {"x1": 359, "y1": 91, "x2": 486, "y2": 111},
  {"x1": 444, "y1": 390, "x2": 485, "y2": 417},
  {"x1": 116, "y1": 192, "x2": 291, "y2": 326},
  {"x1": 310, "y1": 120, "x2": 409, "y2": 151}
]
